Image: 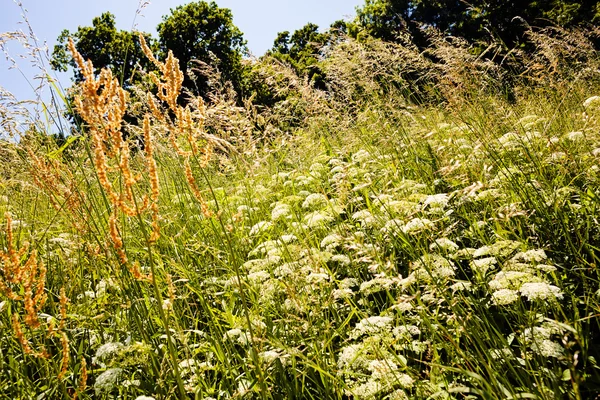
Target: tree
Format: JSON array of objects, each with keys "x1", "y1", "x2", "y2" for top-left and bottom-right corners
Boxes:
[
  {"x1": 51, "y1": 12, "x2": 156, "y2": 87},
  {"x1": 157, "y1": 1, "x2": 247, "y2": 100},
  {"x1": 268, "y1": 21, "x2": 348, "y2": 89},
  {"x1": 353, "y1": 0, "x2": 600, "y2": 48}
]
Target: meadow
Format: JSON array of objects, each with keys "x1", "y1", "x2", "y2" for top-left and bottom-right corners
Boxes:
[{"x1": 0, "y1": 20, "x2": 600, "y2": 400}]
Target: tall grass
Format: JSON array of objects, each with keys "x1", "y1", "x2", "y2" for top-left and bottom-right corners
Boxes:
[{"x1": 1, "y1": 13, "x2": 600, "y2": 400}]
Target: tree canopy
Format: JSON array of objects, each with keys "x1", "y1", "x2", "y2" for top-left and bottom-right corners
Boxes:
[
  {"x1": 51, "y1": 1, "x2": 247, "y2": 101},
  {"x1": 51, "y1": 12, "x2": 155, "y2": 87},
  {"x1": 156, "y1": 1, "x2": 247, "y2": 98},
  {"x1": 352, "y1": 0, "x2": 600, "y2": 47}
]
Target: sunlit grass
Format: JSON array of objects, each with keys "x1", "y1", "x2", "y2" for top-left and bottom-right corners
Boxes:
[{"x1": 1, "y1": 19, "x2": 600, "y2": 400}]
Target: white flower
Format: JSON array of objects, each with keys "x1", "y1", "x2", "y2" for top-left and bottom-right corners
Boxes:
[
  {"x1": 94, "y1": 368, "x2": 122, "y2": 395},
  {"x1": 280, "y1": 234, "x2": 297, "y2": 243},
  {"x1": 430, "y1": 238, "x2": 459, "y2": 253},
  {"x1": 402, "y1": 218, "x2": 434, "y2": 234},
  {"x1": 471, "y1": 257, "x2": 497, "y2": 274},
  {"x1": 396, "y1": 373, "x2": 414, "y2": 389},
  {"x1": 450, "y1": 281, "x2": 472, "y2": 292},
  {"x1": 351, "y1": 380, "x2": 383, "y2": 399},
  {"x1": 271, "y1": 203, "x2": 292, "y2": 221},
  {"x1": 321, "y1": 233, "x2": 344, "y2": 249},
  {"x1": 491, "y1": 289, "x2": 519, "y2": 305},
  {"x1": 351, "y1": 316, "x2": 394, "y2": 338},
  {"x1": 338, "y1": 343, "x2": 362, "y2": 369},
  {"x1": 93, "y1": 342, "x2": 124, "y2": 366},
  {"x1": 306, "y1": 272, "x2": 331, "y2": 284},
  {"x1": 360, "y1": 277, "x2": 399, "y2": 295},
  {"x1": 511, "y1": 249, "x2": 547, "y2": 263},
  {"x1": 423, "y1": 193, "x2": 449, "y2": 209},
  {"x1": 381, "y1": 219, "x2": 404, "y2": 236},
  {"x1": 304, "y1": 211, "x2": 334, "y2": 228},
  {"x1": 393, "y1": 325, "x2": 421, "y2": 339},
  {"x1": 583, "y1": 95, "x2": 600, "y2": 109},
  {"x1": 351, "y1": 149, "x2": 371, "y2": 163},
  {"x1": 368, "y1": 359, "x2": 399, "y2": 381},
  {"x1": 248, "y1": 270, "x2": 271, "y2": 283},
  {"x1": 302, "y1": 193, "x2": 329, "y2": 209},
  {"x1": 224, "y1": 328, "x2": 251, "y2": 345},
  {"x1": 352, "y1": 209, "x2": 376, "y2": 226},
  {"x1": 532, "y1": 340, "x2": 564, "y2": 358},
  {"x1": 566, "y1": 131, "x2": 585, "y2": 141},
  {"x1": 520, "y1": 282, "x2": 563, "y2": 301},
  {"x1": 249, "y1": 221, "x2": 273, "y2": 236},
  {"x1": 388, "y1": 389, "x2": 409, "y2": 400},
  {"x1": 333, "y1": 288, "x2": 354, "y2": 299},
  {"x1": 331, "y1": 254, "x2": 351, "y2": 265},
  {"x1": 135, "y1": 396, "x2": 156, "y2": 400}
]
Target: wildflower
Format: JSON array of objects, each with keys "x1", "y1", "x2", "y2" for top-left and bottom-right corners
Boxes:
[
  {"x1": 224, "y1": 329, "x2": 250, "y2": 345},
  {"x1": 388, "y1": 389, "x2": 409, "y2": 400},
  {"x1": 490, "y1": 348, "x2": 514, "y2": 361},
  {"x1": 94, "y1": 368, "x2": 123, "y2": 395},
  {"x1": 352, "y1": 209, "x2": 376, "y2": 226},
  {"x1": 382, "y1": 200, "x2": 417, "y2": 216},
  {"x1": 566, "y1": 131, "x2": 585, "y2": 141},
  {"x1": 304, "y1": 211, "x2": 334, "y2": 228},
  {"x1": 430, "y1": 238, "x2": 459, "y2": 253},
  {"x1": 471, "y1": 257, "x2": 497, "y2": 274},
  {"x1": 249, "y1": 221, "x2": 273, "y2": 236},
  {"x1": 395, "y1": 373, "x2": 414, "y2": 389},
  {"x1": 402, "y1": 218, "x2": 434, "y2": 234},
  {"x1": 333, "y1": 288, "x2": 354, "y2": 299},
  {"x1": 135, "y1": 396, "x2": 156, "y2": 400},
  {"x1": 351, "y1": 150, "x2": 371, "y2": 163},
  {"x1": 321, "y1": 233, "x2": 344, "y2": 249},
  {"x1": 381, "y1": 219, "x2": 404, "y2": 236},
  {"x1": 474, "y1": 240, "x2": 521, "y2": 258},
  {"x1": 360, "y1": 277, "x2": 400, "y2": 295},
  {"x1": 338, "y1": 344, "x2": 363, "y2": 368},
  {"x1": 306, "y1": 272, "x2": 331, "y2": 284},
  {"x1": 393, "y1": 325, "x2": 421, "y2": 339},
  {"x1": 532, "y1": 340, "x2": 564, "y2": 358},
  {"x1": 368, "y1": 359, "x2": 399, "y2": 381},
  {"x1": 259, "y1": 349, "x2": 289, "y2": 366},
  {"x1": 422, "y1": 193, "x2": 449, "y2": 209},
  {"x1": 280, "y1": 234, "x2": 297, "y2": 243},
  {"x1": 520, "y1": 282, "x2": 563, "y2": 301},
  {"x1": 511, "y1": 249, "x2": 547, "y2": 263},
  {"x1": 583, "y1": 96, "x2": 600, "y2": 109},
  {"x1": 351, "y1": 380, "x2": 383, "y2": 399},
  {"x1": 450, "y1": 281, "x2": 472, "y2": 292},
  {"x1": 271, "y1": 203, "x2": 292, "y2": 221},
  {"x1": 491, "y1": 289, "x2": 519, "y2": 305},
  {"x1": 351, "y1": 316, "x2": 394, "y2": 338},
  {"x1": 247, "y1": 271, "x2": 271, "y2": 283},
  {"x1": 302, "y1": 193, "x2": 329, "y2": 209},
  {"x1": 331, "y1": 254, "x2": 351, "y2": 265},
  {"x1": 489, "y1": 270, "x2": 538, "y2": 290},
  {"x1": 93, "y1": 342, "x2": 124, "y2": 366}
]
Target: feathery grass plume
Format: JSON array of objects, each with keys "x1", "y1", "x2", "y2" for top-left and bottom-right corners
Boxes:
[
  {"x1": 0, "y1": 213, "x2": 47, "y2": 330},
  {"x1": 78, "y1": 357, "x2": 88, "y2": 396},
  {"x1": 26, "y1": 148, "x2": 89, "y2": 233},
  {"x1": 57, "y1": 331, "x2": 69, "y2": 380}
]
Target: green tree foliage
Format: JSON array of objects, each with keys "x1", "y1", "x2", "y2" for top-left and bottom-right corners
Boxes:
[
  {"x1": 268, "y1": 21, "x2": 347, "y2": 88},
  {"x1": 353, "y1": 0, "x2": 600, "y2": 47},
  {"x1": 52, "y1": 2, "x2": 247, "y2": 102},
  {"x1": 51, "y1": 12, "x2": 155, "y2": 87},
  {"x1": 157, "y1": 1, "x2": 247, "y2": 100}
]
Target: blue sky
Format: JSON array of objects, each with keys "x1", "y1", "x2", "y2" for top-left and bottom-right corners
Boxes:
[{"x1": 0, "y1": 0, "x2": 363, "y2": 105}]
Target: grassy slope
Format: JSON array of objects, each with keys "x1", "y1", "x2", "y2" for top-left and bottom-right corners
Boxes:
[{"x1": 1, "y1": 38, "x2": 600, "y2": 400}]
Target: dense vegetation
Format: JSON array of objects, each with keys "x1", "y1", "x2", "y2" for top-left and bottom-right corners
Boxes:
[{"x1": 1, "y1": 0, "x2": 600, "y2": 399}]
